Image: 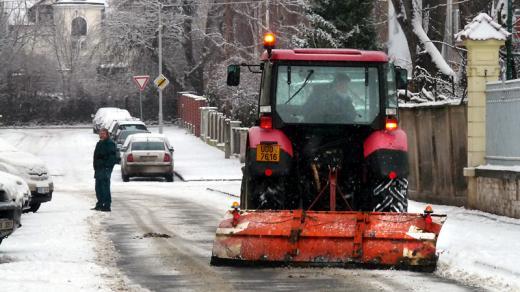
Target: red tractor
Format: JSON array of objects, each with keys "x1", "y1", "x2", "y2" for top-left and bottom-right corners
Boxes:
[{"x1": 211, "y1": 33, "x2": 445, "y2": 271}]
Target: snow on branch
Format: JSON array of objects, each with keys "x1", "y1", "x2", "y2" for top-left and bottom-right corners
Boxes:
[{"x1": 412, "y1": 0, "x2": 456, "y2": 78}]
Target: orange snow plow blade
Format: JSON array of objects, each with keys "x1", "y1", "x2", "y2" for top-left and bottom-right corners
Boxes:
[{"x1": 210, "y1": 209, "x2": 446, "y2": 271}]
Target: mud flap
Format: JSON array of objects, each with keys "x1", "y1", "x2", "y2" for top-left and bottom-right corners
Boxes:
[{"x1": 211, "y1": 209, "x2": 446, "y2": 271}]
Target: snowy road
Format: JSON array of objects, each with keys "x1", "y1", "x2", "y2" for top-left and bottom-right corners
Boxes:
[{"x1": 0, "y1": 126, "x2": 508, "y2": 291}]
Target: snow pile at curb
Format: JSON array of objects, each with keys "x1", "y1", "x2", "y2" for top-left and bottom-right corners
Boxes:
[
  {"x1": 0, "y1": 192, "x2": 110, "y2": 291},
  {"x1": 409, "y1": 201, "x2": 520, "y2": 291}
]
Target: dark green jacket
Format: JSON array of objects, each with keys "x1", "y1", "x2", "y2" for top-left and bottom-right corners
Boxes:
[{"x1": 93, "y1": 138, "x2": 117, "y2": 170}]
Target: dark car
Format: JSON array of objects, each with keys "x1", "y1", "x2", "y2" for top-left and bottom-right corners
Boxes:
[
  {"x1": 114, "y1": 129, "x2": 150, "y2": 163},
  {"x1": 0, "y1": 171, "x2": 28, "y2": 245}
]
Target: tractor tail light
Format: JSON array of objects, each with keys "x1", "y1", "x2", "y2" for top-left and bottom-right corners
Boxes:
[
  {"x1": 385, "y1": 117, "x2": 398, "y2": 131},
  {"x1": 260, "y1": 115, "x2": 273, "y2": 129}
]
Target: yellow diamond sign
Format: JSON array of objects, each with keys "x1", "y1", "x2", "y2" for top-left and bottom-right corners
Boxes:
[{"x1": 154, "y1": 74, "x2": 169, "y2": 90}]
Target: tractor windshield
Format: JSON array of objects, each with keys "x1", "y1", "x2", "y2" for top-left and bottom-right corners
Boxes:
[{"x1": 275, "y1": 65, "x2": 380, "y2": 125}]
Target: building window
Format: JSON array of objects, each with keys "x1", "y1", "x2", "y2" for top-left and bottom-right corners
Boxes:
[{"x1": 71, "y1": 17, "x2": 87, "y2": 36}]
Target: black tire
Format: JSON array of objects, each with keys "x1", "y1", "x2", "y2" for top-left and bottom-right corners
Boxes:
[
  {"x1": 29, "y1": 203, "x2": 41, "y2": 213},
  {"x1": 370, "y1": 177, "x2": 408, "y2": 212},
  {"x1": 122, "y1": 173, "x2": 130, "y2": 182},
  {"x1": 240, "y1": 168, "x2": 286, "y2": 210},
  {"x1": 165, "y1": 174, "x2": 174, "y2": 182},
  {"x1": 240, "y1": 167, "x2": 252, "y2": 209}
]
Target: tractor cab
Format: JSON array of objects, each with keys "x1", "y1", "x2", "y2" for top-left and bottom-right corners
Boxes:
[{"x1": 227, "y1": 34, "x2": 409, "y2": 212}]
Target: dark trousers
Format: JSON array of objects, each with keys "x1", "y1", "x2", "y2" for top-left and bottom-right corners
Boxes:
[{"x1": 95, "y1": 168, "x2": 112, "y2": 208}]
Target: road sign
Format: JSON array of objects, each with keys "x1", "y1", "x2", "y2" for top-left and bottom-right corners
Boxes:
[
  {"x1": 133, "y1": 75, "x2": 150, "y2": 92},
  {"x1": 154, "y1": 74, "x2": 169, "y2": 90}
]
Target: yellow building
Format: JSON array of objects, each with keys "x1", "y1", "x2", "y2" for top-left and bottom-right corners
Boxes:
[{"x1": 28, "y1": 0, "x2": 105, "y2": 58}]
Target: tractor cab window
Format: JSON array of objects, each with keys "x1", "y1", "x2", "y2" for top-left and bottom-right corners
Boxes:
[
  {"x1": 275, "y1": 65, "x2": 380, "y2": 125},
  {"x1": 386, "y1": 63, "x2": 398, "y2": 108}
]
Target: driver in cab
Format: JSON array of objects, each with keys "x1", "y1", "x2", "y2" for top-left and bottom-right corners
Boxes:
[{"x1": 306, "y1": 74, "x2": 357, "y2": 123}]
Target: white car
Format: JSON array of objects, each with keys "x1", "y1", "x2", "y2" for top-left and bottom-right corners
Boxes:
[
  {"x1": 109, "y1": 120, "x2": 147, "y2": 139},
  {"x1": 100, "y1": 109, "x2": 132, "y2": 131},
  {"x1": 120, "y1": 133, "x2": 174, "y2": 182},
  {"x1": 0, "y1": 170, "x2": 30, "y2": 245},
  {"x1": 92, "y1": 107, "x2": 119, "y2": 133},
  {"x1": 0, "y1": 139, "x2": 54, "y2": 213}
]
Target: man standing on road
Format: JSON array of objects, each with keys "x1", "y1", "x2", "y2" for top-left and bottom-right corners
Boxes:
[{"x1": 93, "y1": 128, "x2": 116, "y2": 212}]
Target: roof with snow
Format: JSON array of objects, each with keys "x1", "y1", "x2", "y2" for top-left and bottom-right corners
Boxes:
[{"x1": 455, "y1": 13, "x2": 510, "y2": 42}]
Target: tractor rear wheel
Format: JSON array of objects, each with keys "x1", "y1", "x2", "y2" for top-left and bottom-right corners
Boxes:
[
  {"x1": 370, "y1": 177, "x2": 408, "y2": 212},
  {"x1": 240, "y1": 168, "x2": 286, "y2": 210}
]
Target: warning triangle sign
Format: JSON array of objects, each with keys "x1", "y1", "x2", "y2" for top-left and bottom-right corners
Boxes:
[{"x1": 133, "y1": 75, "x2": 150, "y2": 91}]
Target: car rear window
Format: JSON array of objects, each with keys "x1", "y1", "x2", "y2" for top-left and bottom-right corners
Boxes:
[
  {"x1": 131, "y1": 142, "x2": 165, "y2": 151},
  {"x1": 121, "y1": 124, "x2": 147, "y2": 131}
]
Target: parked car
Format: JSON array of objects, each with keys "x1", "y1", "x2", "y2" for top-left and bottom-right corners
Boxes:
[
  {"x1": 109, "y1": 120, "x2": 147, "y2": 140},
  {"x1": 120, "y1": 133, "x2": 174, "y2": 182},
  {"x1": 114, "y1": 129, "x2": 150, "y2": 163},
  {"x1": 100, "y1": 109, "x2": 132, "y2": 131},
  {"x1": 0, "y1": 171, "x2": 29, "y2": 245},
  {"x1": 0, "y1": 163, "x2": 31, "y2": 212},
  {"x1": 92, "y1": 107, "x2": 119, "y2": 133},
  {"x1": 0, "y1": 141, "x2": 53, "y2": 213}
]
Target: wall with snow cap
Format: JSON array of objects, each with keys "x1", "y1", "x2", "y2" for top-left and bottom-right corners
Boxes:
[{"x1": 455, "y1": 13, "x2": 510, "y2": 42}]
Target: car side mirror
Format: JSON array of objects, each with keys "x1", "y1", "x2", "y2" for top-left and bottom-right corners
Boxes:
[
  {"x1": 169, "y1": 147, "x2": 174, "y2": 152},
  {"x1": 395, "y1": 67, "x2": 408, "y2": 90},
  {"x1": 121, "y1": 146, "x2": 127, "y2": 152},
  {"x1": 227, "y1": 64, "x2": 240, "y2": 86}
]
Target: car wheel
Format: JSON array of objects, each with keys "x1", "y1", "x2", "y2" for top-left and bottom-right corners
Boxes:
[
  {"x1": 122, "y1": 174, "x2": 130, "y2": 182},
  {"x1": 165, "y1": 174, "x2": 174, "y2": 182},
  {"x1": 29, "y1": 203, "x2": 41, "y2": 213}
]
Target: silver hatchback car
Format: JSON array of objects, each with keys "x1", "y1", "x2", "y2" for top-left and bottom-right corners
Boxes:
[{"x1": 120, "y1": 134, "x2": 174, "y2": 182}]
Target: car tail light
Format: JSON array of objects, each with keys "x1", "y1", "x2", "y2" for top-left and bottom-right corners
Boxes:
[
  {"x1": 164, "y1": 153, "x2": 171, "y2": 162},
  {"x1": 388, "y1": 171, "x2": 397, "y2": 180},
  {"x1": 127, "y1": 154, "x2": 134, "y2": 162},
  {"x1": 260, "y1": 115, "x2": 273, "y2": 129},
  {"x1": 385, "y1": 117, "x2": 398, "y2": 131}
]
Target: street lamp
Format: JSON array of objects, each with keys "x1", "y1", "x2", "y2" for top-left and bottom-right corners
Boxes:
[{"x1": 158, "y1": 3, "x2": 163, "y2": 133}]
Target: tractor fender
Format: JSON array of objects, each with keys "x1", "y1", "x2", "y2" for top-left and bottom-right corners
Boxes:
[
  {"x1": 248, "y1": 127, "x2": 293, "y2": 156},
  {"x1": 246, "y1": 126, "x2": 293, "y2": 177},
  {"x1": 363, "y1": 129, "x2": 409, "y2": 179}
]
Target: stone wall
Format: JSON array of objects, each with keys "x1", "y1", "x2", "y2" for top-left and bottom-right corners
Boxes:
[{"x1": 475, "y1": 169, "x2": 520, "y2": 219}]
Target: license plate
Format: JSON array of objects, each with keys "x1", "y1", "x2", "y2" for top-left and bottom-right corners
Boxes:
[
  {"x1": 0, "y1": 219, "x2": 14, "y2": 231},
  {"x1": 256, "y1": 143, "x2": 280, "y2": 162},
  {"x1": 141, "y1": 156, "x2": 157, "y2": 162},
  {"x1": 37, "y1": 187, "x2": 49, "y2": 194}
]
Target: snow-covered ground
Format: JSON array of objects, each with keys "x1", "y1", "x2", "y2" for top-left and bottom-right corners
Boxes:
[
  {"x1": 0, "y1": 191, "x2": 109, "y2": 291},
  {"x1": 0, "y1": 126, "x2": 519, "y2": 291},
  {"x1": 410, "y1": 202, "x2": 520, "y2": 291}
]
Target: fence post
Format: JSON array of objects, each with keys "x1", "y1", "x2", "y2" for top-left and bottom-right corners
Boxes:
[
  {"x1": 224, "y1": 118, "x2": 231, "y2": 158},
  {"x1": 239, "y1": 128, "x2": 248, "y2": 163},
  {"x1": 229, "y1": 121, "x2": 241, "y2": 155}
]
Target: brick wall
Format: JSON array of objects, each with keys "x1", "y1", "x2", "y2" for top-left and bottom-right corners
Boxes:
[{"x1": 177, "y1": 93, "x2": 208, "y2": 137}]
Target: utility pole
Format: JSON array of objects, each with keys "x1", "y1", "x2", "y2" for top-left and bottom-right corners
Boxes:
[
  {"x1": 507, "y1": 0, "x2": 513, "y2": 80},
  {"x1": 158, "y1": 3, "x2": 163, "y2": 134}
]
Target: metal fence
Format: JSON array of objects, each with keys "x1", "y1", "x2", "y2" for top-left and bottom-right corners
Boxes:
[{"x1": 486, "y1": 80, "x2": 520, "y2": 166}]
